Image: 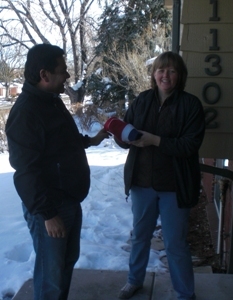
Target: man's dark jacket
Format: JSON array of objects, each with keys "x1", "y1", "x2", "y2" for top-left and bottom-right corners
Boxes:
[
  {"x1": 117, "y1": 89, "x2": 205, "y2": 208},
  {"x1": 6, "y1": 81, "x2": 90, "y2": 220}
]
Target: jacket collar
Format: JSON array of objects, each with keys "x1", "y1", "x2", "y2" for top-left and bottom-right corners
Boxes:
[
  {"x1": 22, "y1": 81, "x2": 61, "y2": 103},
  {"x1": 154, "y1": 87, "x2": 180, "y2": 105}
]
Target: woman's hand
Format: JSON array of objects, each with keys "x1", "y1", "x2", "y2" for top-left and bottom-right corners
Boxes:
[{"x1": 129, "y1": 131, "x2": 161, "y2": 147}]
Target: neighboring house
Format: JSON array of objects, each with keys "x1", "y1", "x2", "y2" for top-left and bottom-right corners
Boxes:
[
  {"x1": 0, "y1": 83, "x2": 4, "y2": 97},
  {"x1": 0, "y1": 82, "x2": 22, "y2": 98}
]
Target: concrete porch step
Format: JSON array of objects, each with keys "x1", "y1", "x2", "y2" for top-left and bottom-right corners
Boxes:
[{"x1": 13, "y1": 269, "x2": 233, "y2": 300}]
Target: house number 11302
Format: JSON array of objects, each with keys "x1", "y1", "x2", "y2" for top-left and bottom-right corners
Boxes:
[{"x1": 203, "y1": 0, "x2": 221, "y2": 129}]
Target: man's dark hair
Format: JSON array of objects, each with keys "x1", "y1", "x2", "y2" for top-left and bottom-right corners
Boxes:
[{"x1": 24, "y1": 44, "x2": 65, "y2": 85}]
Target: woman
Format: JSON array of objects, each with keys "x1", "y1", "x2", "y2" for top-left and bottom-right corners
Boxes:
[{"x1": 116, "y1": 51, "x2": 205, "y2": 299}]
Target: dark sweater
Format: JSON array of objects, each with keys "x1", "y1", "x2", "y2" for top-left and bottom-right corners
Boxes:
[
  {"x1": 116, "y1": 88, "x2": 205, "y2": 208},
  {"x1": 132, "y1": 90, "x2": 176, "y2": 191},
  {"x1": 6, "y1": 81, "x2": 90, "y2": 219}
]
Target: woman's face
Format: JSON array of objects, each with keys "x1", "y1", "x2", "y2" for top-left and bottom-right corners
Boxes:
[{"x1": 154, "y1": 65, "x2": 179, "y2": 95}]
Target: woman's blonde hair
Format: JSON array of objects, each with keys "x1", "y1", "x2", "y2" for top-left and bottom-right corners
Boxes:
[{"x1": 151, "y1": 51, "x2": 188, "y2": 91}]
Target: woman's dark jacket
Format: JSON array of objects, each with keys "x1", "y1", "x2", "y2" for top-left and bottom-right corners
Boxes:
[
  {"x1": 6, "y1": 81, "x2": 91, "y2": 220},
  {"x1": 118, "y1": 88, "x2": 205, "y2": 208}
]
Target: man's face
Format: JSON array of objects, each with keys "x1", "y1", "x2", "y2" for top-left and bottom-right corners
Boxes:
[{"x1": 46, "y1": 56, "x2": 70, "y2": 94}]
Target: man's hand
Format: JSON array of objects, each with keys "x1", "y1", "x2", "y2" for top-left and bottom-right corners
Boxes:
[
  {"x1": 129, "y1": 131, "x2": 161, "y2": 147},
  {"x1": 89, "y1": 128, "x2": 110, "y2": 146},
  {"x1": 45, "y1": 215, "x2": 66, "y2": 238}
]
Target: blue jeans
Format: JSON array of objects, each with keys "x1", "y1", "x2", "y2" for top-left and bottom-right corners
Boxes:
[
  {"x1": 22, "y1": 200, "x2": 82, "y2": 300},
  {"x1": 128, "y1": 186, "x2": 195, "y2": 300}
]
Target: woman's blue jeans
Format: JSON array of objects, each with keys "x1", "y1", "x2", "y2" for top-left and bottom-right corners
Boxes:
[
  {"x1": 128, "y1": 186, "x2": 195, "y2": 300},
  {"x1": 22, "y1": 200, "x2": 82, "y2": 300}
]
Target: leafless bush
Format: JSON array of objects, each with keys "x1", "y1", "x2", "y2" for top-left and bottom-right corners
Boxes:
[
  {"x1": 73, "y1": 103, "x2": 108, "y2": 131},
  {"x1": 73, "y1": 97, "x2": 131, "y2": 131},
  {"x1": 100, "y1": 26, "x2": 161, "y2": 97},
  {"x1": 100, "y1": 23, "x2": 171, "y2": 98},
  {"x1": 102, "y1": 99, "x2": 130, "y2": 120},
  {"x1": 103, "y1": 44, "x2": 151, "y2": 97}
]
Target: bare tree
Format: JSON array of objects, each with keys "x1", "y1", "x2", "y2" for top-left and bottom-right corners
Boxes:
[
  {"x1": 0, "y1": 36, "x2": 25, "y2": 99},
  {"x1": 0, "y1": 0, "x2": 100, "y2": 93}
]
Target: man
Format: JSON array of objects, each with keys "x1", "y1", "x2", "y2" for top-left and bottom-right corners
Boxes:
[{"x1": 5, "y1": 44, "x2": 109, "y2": 300}]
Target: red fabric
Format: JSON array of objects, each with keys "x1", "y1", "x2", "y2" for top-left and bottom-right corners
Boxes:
[{"x1": 104, "y1": 117, "x2": 127, "y2": 141}]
